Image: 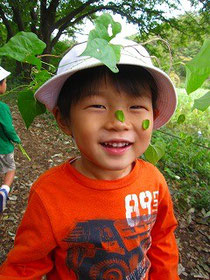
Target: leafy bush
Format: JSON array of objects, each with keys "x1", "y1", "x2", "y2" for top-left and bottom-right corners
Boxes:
[{"x1": 152, "y1": 88, "x2": 210, "y2": 212}]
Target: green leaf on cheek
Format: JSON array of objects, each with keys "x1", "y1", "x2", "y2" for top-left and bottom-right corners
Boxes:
[
  {"x1": 142, "y1": 119, "x2": 150, "y2": 130},
  {"x1": 115, "y1": 110, "x2": 125, "y2": 122}
]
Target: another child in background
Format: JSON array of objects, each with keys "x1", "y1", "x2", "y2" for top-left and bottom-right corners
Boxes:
[
  {"x1": 0, "y1": 67, "x2": 21, "y2": 213},
  {"x1": 0, "y1": 39, "x2": 180, "y2": 279}
]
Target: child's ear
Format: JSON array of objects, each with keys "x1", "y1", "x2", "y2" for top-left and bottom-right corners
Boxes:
[{"x1": 53, "y1": 106, "x2": 72, "y2": 136}]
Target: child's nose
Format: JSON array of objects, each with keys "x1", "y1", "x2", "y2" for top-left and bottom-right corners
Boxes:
[{"x1": 104, "y1": 111, "x2": 132, "y2": 131}]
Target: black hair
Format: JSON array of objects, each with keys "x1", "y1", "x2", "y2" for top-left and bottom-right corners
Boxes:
[
  {"x1": 57, "y1": 65, "x2": 158, "y2": 120},
  {"x1": 0, "y1": 79, "x2": 5, "y2": 85}
]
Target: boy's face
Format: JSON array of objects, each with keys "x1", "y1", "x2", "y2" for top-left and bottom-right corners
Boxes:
[
  {"x1": 56, "y1": 77, "x2": 154, "y2": 180},
  {"x1": 0, "y1": 79, "x2": 7, "y2": 94}
]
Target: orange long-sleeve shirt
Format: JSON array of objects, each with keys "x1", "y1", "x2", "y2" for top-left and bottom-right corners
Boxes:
[{"x1": 0, "y1": 159, "x2": 179, "y2": 279}]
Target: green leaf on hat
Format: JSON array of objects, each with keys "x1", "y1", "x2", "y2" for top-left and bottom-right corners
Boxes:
[
  {"x1": 0, "y1": 31, "x2": 46, "y2": 67},
  {"x1": 81, "y1": 39, "x2": 121, "y2": 73},
  {"x1": 80, "y1": 13, "x2": 122, "y2": 73},
  {"x1": 144, "y1": 142, "x2": 166, "y2": 165},
  {"x1": 90, "y1": 13, "x2": 122, "y2": 42},
  {"x1": 115, "y1": 110, "x2": 125, "y2": 122},
  {"x1": 192, "y1": 91, "x2": 210, "y2": 112},
  {"x1": 18, "y1": 89, "x2": 46, "y2": 129},
  {"x1": 185, "y1": 39, "x2": 210, "y2": 94},
  {"x1": 142, "y1": 119, "x2": 150, "y2": 130}
]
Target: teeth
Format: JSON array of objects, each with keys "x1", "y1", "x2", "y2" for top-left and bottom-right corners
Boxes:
[{"x1": 104, "y1": 142, "x2": 130, "y2": 147}]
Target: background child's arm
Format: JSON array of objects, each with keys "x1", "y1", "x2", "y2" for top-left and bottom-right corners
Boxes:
[
  {"x1": 0, "y1": 190, "x2": 56, "y2": 279},
  {"x1": 0, "y1": 104, "x2": 21, "y2": 144},
  {"x1": 147, "y1": 177, "x2": 180, "y2": 280}
]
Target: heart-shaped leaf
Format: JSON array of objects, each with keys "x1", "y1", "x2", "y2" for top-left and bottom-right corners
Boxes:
[
  {"x1": 80, "y1": 14, "x2": 122, "y2": 73},
  {"x1": 144, "y1": 142, "x2": 166, "y2": 165},
  {"x1": 18, "y1": 89, "x2": 46, "y2": 129},
  {"x1": 0, "y1": 31, "x2": 46, "y2": 67}
]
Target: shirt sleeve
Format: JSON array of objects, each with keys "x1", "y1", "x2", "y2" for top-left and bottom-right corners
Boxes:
[
  {"x1": 0, "y1": 105, "x2": 21, "y2": 144},
  {"x1": 147, "y1": 175, "x2": 180, "y2": 280},
  {"x1": 0, "y1": 190, "x2": 57, "y2": 279}
]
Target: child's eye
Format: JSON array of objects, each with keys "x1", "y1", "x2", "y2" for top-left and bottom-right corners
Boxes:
[
  {"x1": 90, "y1": 104, "x2": 106, "y2": 109},
  {"x1": 130, "y1": 105, "x2": 145, "y2": 110}
]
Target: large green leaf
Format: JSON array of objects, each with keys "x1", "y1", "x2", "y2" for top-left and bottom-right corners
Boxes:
[
  {"x1": 192, "y1": 91, "x2": 210, "y2": 112},
  {"x1": 80, "y1": 14, "x2": 122, "y2": 73},
  {"x1": 90, "y1": 13, "x2": 122, "y2": 42},
  {"x1": 0, "y1": 32, "x2": 46, "y2": 68},
  {"x1": 144, "y1": 142, "x2": 166, "y2": 165},
  {"x1": 81, "y1": 38, "x2": 121, "y2": 73},
  {"x1": 18, "y1": 89, "x2": 46, "y2": 129},
  {"x1": 185, "y1": 39, "x2": 210, "y2": 94}
]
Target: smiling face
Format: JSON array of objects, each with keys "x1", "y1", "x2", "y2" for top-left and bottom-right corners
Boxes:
[
  {"x1": 67, "y1": 78, "x2": 154, "y2": 180},
  {"x1": 55, "y1": 66, "x2": 157, "y2": 180}
]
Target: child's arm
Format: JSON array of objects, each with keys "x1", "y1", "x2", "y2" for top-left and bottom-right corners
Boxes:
[
  {"x1": 147, "y1": 176, "x2": 180, "y2": 280},
  {"x1": 0, "y1": 104, "x2": 21, "y2": 144},
  {"x1": 0, "y1": 190, "x2": 57, "y2": 279}
]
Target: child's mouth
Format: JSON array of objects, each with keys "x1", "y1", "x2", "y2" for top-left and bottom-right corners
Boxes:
[
  {"x1": 102, "y1": 142, "x2": 131, "y2": 148},
  {"x1": 100, "y1": 141, "x2": 132, "y2": 155}
]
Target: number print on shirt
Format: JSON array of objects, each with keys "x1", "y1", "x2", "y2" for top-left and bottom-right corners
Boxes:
[{"x1": 125, "y1": 191, "x2": 159, "y2": 227}]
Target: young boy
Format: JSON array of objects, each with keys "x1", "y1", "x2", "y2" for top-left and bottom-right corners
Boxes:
[
  {"x1": 0, "y1": 66, "x2": 21, "y2": 213},
  {"x1": 0, "y1": 39, "x2": 179, "y2": 279}
]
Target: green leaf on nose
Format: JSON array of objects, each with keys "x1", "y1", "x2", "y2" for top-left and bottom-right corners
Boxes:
[
  {"x1": 142, "y1": 119, "x2": 150, "y2": 130},
  {"x1": 115, "y1": 110, "x2": 125, "y2": 122}
]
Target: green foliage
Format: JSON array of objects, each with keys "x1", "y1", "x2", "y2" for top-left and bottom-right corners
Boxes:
[
  {"x1": 0, "y1": 32, "x2": 46, "y2": 69},
  {"x1": 81, "y1": 14, "x2": 122, "y2": 73},
  {"x1": 192, "y1": 91, "x2": 210, "y2": 112},
  {"x1": 115, "y1": 110, "x2": 125, "y2": 122},
  {"x1": 144, "y1": 142, "x2": 166, "y2": 165},
  {"x1": 155, "y1": 89, "x2": 210, "y2": 212},
  {"x1": 134, "y1": 13, "x2": 208, "y2": 82},
  {"x1": 17, "y1": 89, "x2": 46, "y2": 129},
  {"x1": 177, "y1": 114, "x2": 186, "y2": 124},
  {"x1": 185, "y1": 39, "x2": 210, "y2": 94}
]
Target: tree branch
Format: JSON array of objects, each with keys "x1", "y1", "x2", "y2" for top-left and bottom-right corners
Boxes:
[
  {"x1": 0, "y1": 4, "x2": 14, "y2": 40},
  {"x1": 54, "y1": 0, "x2": 96, "y2": 30},
  {"x1": 10, "y1": 2, "x2": 25, "y2": 31}
]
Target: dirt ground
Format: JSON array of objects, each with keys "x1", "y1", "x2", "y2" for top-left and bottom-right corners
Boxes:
[{"x1": 0, "y1": 103, "x2": 209, "y2": 279}]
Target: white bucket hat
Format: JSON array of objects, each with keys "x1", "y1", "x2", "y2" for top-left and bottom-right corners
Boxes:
[
  {"x1": 35, "y1": 38, "x2": 177, "y2": 130},
  {"x1": 0, "y1": 66, "x2": 11, "y2": 81}
]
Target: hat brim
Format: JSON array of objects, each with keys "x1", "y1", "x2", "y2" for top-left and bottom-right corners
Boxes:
[
  {"x1": 35, "y1": 41, "x2": 177, "y2": 130},
  {"x1": 0, "y1": 68, "x2": 11, "y2": 81}
]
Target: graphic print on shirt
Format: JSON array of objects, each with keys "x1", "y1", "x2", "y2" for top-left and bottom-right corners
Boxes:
[{"x1": 64, "y1": 215, "x2": 156, "y2": 280}]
